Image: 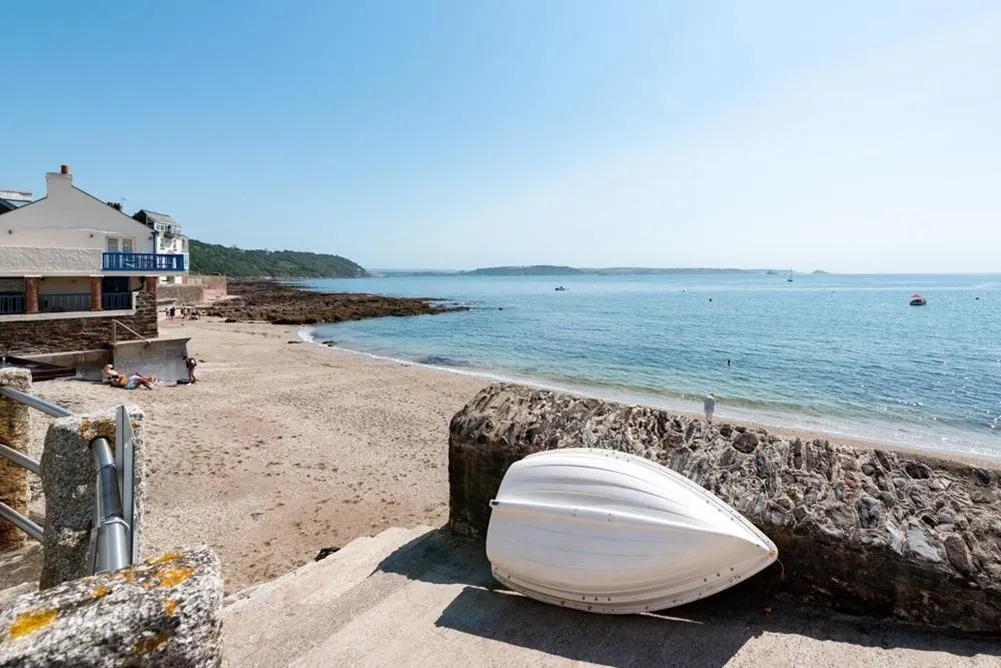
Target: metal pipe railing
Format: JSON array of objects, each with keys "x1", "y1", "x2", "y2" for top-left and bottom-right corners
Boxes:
[
  {"x1": 112, "y1": 319, "x2": 151, "y2": 345},
  {"x1": 0, "y1": 440, "x2": 40, "y2": 475},
  {"x1": 90, "y1": 437, "x2": 129, "y2": 573},
  {"x1": 0, "y1": 387, "x2": 136, "y2": 575},
  {"x1": 0, "y1": 386, "x2": 73, "y2": 418},
  {"x1": 0, "y1": 501, "x2": 43, "y2": 542}
]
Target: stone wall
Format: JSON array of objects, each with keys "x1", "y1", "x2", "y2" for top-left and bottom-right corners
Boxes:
[
  {"x1": 158, "y1": 284, "x2": 203, "y2": 304},
  {"x1": 0, "y1": 546, "x2": 222, "y2": 667},
  {"x1": 0, "y1": 278, "x2": 157, "y2": 356},
  {"x1": 449, "y1": 383, "x2": 1001, "y2": 632}
]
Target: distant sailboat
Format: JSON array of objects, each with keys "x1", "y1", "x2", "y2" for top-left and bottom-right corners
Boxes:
[{"x1": 786, "y1": 270, "x2": 793, "y2": 283}]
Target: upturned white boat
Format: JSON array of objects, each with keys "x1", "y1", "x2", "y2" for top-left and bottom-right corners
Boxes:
[{"x1": 486, "y1": 448, "x2": 777, "y2": 614}]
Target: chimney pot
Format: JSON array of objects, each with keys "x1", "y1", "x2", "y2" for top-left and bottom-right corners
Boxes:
[{"x1": 60, "y1": 164, "x2": 69, "y2": 175}]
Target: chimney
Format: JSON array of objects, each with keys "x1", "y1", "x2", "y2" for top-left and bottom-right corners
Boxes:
[{"x1": 45, "y1": 164, "x2": 73, "y2": 198}]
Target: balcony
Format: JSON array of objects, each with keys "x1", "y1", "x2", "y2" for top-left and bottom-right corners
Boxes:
[
  {"x1": 102, "y1": 252, "x2": 186, "y2": 272},
  {"x1": 0, "y1": 291, "x2": 133, "y2": 316}
]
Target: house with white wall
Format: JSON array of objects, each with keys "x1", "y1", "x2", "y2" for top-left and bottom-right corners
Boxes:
[
  {"x1": 0, "y1": 165, "x2": 187, "y2": 356},
  {"x1": 132, "y1": 209, "x2": 190, "y2": 285}
]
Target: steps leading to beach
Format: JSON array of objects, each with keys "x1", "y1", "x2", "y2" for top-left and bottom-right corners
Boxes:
[{"x1": 221, "y1": 526, "x2": 997, "y2": 668}]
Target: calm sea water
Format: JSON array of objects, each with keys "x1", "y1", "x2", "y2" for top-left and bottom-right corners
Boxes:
[{"x1": 304, "y1": 273, "x2": 1001, "y2": 458}]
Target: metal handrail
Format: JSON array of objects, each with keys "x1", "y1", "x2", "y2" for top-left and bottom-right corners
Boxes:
[
  {"x1": 0, "y1": 441, "x2": 39, "y2": 475},
  {"x1": 0, "y1": 386, "x2": 72, "y2": 417},
  {"x1": 0, "y1": 501, "x2": 42, "y2": 542},
  {"x1": 0, "y1": 388, "x2": 137, "y2": 574},
  {"x1": 112, "y1": 319, "x2": 151, "y2": 345}
]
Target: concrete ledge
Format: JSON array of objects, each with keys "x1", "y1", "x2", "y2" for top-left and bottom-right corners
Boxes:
[
  {"x1": 0, "y1": 546, "x2": 222, "y2": 667},
  {"x1": 0, "y1": 309, "x2": 136, "y2": 323}
]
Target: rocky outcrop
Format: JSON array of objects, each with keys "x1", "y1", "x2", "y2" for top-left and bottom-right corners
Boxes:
[
  {"x1": 0, "y1": 546, "x2": 222, "y2": 667},
  {"x1": 201, "y1": 279, "x2": 467, "y2": 325},
  {"x1": 449, "y1": 383, "x2": 1001, "y2": 632}
]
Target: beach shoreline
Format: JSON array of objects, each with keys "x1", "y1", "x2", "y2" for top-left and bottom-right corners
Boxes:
[
  {"x1": 297, "y1": 324, "x2": 1001, "y2": 468},
  {"x1": 15, "y1": 316, "x2": 999, "y2": 597}
]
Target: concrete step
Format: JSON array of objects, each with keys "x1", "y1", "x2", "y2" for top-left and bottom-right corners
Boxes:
[
  {"x1": 222, "y1": 527, "x2": 1000, "y2": 668},
  {"x1": 221, "y1": 525, "x2": 435, "y2": 668}
]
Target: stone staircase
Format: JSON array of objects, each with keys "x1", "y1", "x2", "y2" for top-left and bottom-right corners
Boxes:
[{"x1": 220, "y1": 527, "x2": 999, "y2": 668}]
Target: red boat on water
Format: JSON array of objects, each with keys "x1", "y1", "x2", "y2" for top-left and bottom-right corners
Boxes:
[{"x1": 910, "y1": 294, "x2": 927, "y2": 306}]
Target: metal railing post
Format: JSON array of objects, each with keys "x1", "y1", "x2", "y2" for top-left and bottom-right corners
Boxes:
[{"x1": 90, "y1": 437, "x2": 129, "y2": 573}]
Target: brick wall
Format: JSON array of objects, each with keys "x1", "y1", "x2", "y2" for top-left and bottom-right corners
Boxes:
[{"x1": 0, "y1": 278, "x2": 158, "y2": 356}]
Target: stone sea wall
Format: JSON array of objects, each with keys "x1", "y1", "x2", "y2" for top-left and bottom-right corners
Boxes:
[{"x1": 449, "y1": 383, "x2": 1001, "y2": 632}]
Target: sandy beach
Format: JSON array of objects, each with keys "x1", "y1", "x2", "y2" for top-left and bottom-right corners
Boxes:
[{"x1": 9, "y1": 316, "x2": 996, "y2": 596}]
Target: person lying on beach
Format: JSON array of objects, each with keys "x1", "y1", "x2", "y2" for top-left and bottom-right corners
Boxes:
[{"x1": 104, "y1": 365, "x2": 156, "y2": 390}]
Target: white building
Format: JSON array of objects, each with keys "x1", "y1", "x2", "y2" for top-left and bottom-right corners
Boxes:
[
  {"x1": 132, "y1": 210, "x2": 190, "y2": 285},
  {"x1": 0, "y1": 165, "x2": 187, "y2": 355}
]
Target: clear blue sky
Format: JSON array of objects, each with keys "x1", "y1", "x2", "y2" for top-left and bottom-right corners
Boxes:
[{"x1": 4, "y1": 2, "x2": 999, "y2": 272}]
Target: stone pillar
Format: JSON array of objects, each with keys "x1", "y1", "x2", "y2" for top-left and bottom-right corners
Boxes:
[
  {"x1": 0, "y1": 368, "x2": 31, "y2": 552},
  {"x1": 40, "y1": 406, "x2": 146, "y2": 589},
  {"x1": 24, "y1": 277, "x2": 39, "y2": 314},
  {"x1": 0, "y1": 546, "x2": 223, "y2": 667},
  {"x1": 90, "y1": 276, "x2": 102, "y2": 311}
]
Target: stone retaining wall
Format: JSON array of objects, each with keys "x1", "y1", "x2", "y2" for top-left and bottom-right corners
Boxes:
[
  {"x1": 0, "y1": 546, "x2": 222, "y2": 667},
  {"x1": 0, "y1": 279, "x2": 157, "y2": 356},
  {"x1": 448, "y1": 383, "x2": 1001, "y2": 632}
]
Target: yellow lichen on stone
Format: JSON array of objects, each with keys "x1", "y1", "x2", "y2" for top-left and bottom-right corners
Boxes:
[
  {"x1": 156, "y1": 564, "x2": 194, "y2": 588},
  {"x1": 118, "y1": 569, "x2": 137, "y2": 583},
  {"x1": 133, "y1": 631, "x2": 169, "y2": 655},
  {"x1": 8, "y1": 608, "x2": 58, "y2": 638},
  {"x1": 164, "y1": 598, "x2": 178, "y2": 616},
  {"x1": 79, "y1": 417, "x2": 116, "y2": 440},
  {"x1": 149, "y1": 551, "x2": 183, "y2": 566},
  {"x1": 92, "y1": 584, "x2": 112, "y2": 598}
]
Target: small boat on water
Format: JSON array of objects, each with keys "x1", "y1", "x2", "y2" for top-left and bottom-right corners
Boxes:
[
  {"x1": 554, "y1": 286, "x2": 567, "y2": 292},
  {"x1": 486, "y1": 448, "x2": 778, "y2": 614},
  {"x1": 910, "y1": 294, "x2": 927, "y2": 306}
]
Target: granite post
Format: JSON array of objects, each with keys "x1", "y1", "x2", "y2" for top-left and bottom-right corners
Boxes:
[
  {"x1": 0, "y1": 368, "x2": 32, "y2": 552},
  {"x1": 39, "y1": 406, "x2": 146, "y2": 589},
  {"x1": 0, "y1": 546, "x2": 223, "y2": 667}
]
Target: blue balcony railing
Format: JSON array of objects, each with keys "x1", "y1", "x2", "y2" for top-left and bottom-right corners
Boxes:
[{"x1": 102, "y1": 252, "x2": 186, "y2": 272}]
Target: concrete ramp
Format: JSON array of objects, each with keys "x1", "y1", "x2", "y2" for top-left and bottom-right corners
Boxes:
[
  {"x1": 221, "y1": 528, "x2": 999, "y2": 668},
  {"x1": 112, "y1": 337, "x2": 190, "y2": 383}
]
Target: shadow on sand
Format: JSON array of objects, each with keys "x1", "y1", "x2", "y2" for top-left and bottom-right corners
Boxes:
[{"x1": 375, "y1": 528, "x2": 1000, "y2": 668}]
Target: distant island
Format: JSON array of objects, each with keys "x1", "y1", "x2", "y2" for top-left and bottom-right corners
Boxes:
[{"x1": 189, "y1": 240, "x2": 368, "y2": 278}]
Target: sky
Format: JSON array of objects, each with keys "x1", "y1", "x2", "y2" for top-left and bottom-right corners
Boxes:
[{"x1": 3, "y1": 1, "x2": 1000, "y2": 273}]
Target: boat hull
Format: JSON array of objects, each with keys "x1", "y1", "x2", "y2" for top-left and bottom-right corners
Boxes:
[{"x1": 486, "y1": 448, "x2": 777, "y2": 614}]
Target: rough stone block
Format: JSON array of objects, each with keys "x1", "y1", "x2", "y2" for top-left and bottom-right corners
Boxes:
[
  {"x1": 448, "y1": 383, "x2": 1001, "y2": 632},
  {"x1": 0, "y1": 368, "x2": 32, "y2": 553},
  {"x1": 39, "y1": 407, "x2": 146, "y2": 589},
  {"x1": 0, "y1": 546, "x2": 222, "y2": 667}
]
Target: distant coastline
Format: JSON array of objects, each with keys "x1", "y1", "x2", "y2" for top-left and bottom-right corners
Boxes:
[{"x1": 372, "y1": 265, "x2": 825, "y2": 277}]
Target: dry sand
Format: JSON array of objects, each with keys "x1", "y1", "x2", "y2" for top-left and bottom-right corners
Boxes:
[{"x1": 14, "y1": 316, "x2": 998, "y2": 597}]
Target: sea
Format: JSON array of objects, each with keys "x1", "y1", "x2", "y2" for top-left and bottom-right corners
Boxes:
[{"x1": 300, "y1": 273, "x2": 1001, "y2": 459}]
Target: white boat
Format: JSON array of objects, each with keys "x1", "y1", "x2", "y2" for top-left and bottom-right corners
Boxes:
[{"x1": 486, "y1": 448, "x2": 777, "y2": 614}]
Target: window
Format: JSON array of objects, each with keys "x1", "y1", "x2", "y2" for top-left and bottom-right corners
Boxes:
[
  {"x1": 107, "y1": 237, "x2": 119, "y2": 253},
  {"x1": 122, "y1": 238, "x2": 134, "y2": 253}
]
